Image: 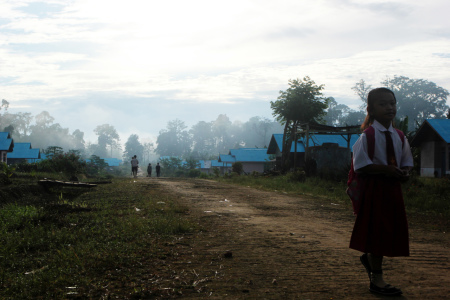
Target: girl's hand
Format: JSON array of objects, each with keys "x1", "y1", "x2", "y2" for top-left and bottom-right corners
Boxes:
[
  {"x1": 399, "y1": 168, "x2": 411, "y2": 182},
  {"x1": 386, "y1": 165, "x2": 406, "y2": 178}
]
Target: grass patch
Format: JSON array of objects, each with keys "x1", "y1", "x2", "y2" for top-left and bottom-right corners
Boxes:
[{"x1": 0, "y1": 178, "x2": 195, "y2": 299}]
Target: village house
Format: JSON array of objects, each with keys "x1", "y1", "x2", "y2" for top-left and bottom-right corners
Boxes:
[
  {"x1": 199, "y1": 148, "x2": 273, "y2": 175},
  {"x1": 267, "y1": 134, "x2": 305, "y2": 169},
  {"x1": 217, "y1": 154, "x2": 234, "y2": 173},
  {"x1": 267, "y1": 132, "x2": 360, "y2": 173},
  {"x1": 0, "y1": 132, "x2": 14, "y2": 164},
  {"x1": 224, "y1": 148, "x2": 273, "y2": 174},
  {"x1": 7, "y1": 142, "x2": 41, "y2": 164},
  {"x1": 411, "y1": 119, "x2": 450, "y2": 177},
  {"x1": 198, "y1": 159, "x2": 226, "y2": 174}
]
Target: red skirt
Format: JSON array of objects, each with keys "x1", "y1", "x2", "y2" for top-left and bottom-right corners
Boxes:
[{"x1": 349, "y1": 175, "x2": 409, "y2": 257}]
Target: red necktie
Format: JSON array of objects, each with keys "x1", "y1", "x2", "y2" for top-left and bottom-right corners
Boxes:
[{"x1": 385, "y1": 131, "x2": 397, "y2": 167}]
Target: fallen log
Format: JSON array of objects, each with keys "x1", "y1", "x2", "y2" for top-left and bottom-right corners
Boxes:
[{"x1": 38, "y1": 179, "x2": 97, "y2": 188}]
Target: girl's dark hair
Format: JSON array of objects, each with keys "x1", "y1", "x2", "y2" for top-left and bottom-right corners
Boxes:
[{"x1": 360, "y1": 87, "x2": 396, "y2": 130}]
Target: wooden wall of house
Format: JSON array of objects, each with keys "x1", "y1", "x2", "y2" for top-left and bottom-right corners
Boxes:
[
  {"x1": 420, "y1": 140, "x2": 436, "y2": 177},
  {"x1": 420, "y1": 139, "x2": 448, "y2": 177},
  {"x1": 1, "y1": 151, "x2": 7, "y2": 163},
  {"x1": 242, "y1": 162, "x2": 265, "y2": 174},
  {"x1": 307, "y1": 143, "x2": 351, "y2": 177}
]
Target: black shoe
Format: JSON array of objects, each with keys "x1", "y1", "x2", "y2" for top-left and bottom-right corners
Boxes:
[
  {"x1": 360, "y1": 253, "x2": 372, "y2": 279},
  {"x1": 369, "y1": 282, "x2": 403, "y2": 296}
]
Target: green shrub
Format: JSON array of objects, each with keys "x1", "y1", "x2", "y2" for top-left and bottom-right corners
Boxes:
[
  {"x1": 224, "y1": 172, "x2": 239, "y2": 179},
  {"x1": 199, "y1": 172, "x2": 210, "y2": 179},
  {"x1": 232, "y1": 162, "x2": 243, "y2": 175},
  {"x1": 287, "y1": 170, "x2": 306, "y2": 182},
  {"x1": 212, "y1": 167, "x2": 220, "y2": 177},
  {"x1": 188, "y1": 169, "x2": 201, "y2": 178},
  {"x1": 34, "y1": 152, "x2": 86, "y2": 177},
  {"x1": 0, "y1": 163, "x2": 15, "y2": 185},
  {"x1": 174, "y1": 170, "x2": 186, "y2": 177}
]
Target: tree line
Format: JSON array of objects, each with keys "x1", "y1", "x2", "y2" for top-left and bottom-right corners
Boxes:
[
  {"x1": 272, "y1": 75, "x2": 449, "y2": 172},
  {"x1": 1, "y1": 75, "x2": 448, "y2": 167}
]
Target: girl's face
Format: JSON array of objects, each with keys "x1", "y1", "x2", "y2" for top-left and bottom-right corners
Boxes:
[{"x1": 370, "y1": 92, "x2": 396, "y2": 128}]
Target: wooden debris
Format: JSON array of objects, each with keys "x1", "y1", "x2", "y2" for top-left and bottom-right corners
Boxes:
[{"x1": 38, "y1": 179, "x2": 97, "y2": 188}]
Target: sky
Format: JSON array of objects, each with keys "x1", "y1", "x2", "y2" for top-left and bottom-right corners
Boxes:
[{"x1": 1, "y1": 0, "x2": 450, "y2": 144}]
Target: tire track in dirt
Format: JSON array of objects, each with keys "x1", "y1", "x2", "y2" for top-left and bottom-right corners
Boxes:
[{"x1": 147, "y1": 178, "x2": 450, "y2": 299}]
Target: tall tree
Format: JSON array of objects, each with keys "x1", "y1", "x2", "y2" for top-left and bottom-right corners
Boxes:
[
  {"x1": 28, "y1": 111, "x2": 63, "y2": 149},
  {"x1": 142, "y1": 142, "x2": 154, "y2": 162},
  {"x1": 0, "y1": 99, "x2": 9, "y2": 127},
  {"x1": 270, "y1": 77, "x2": 328, "y2": 172},
  {"x1": 190, "y1": 121, "x2": 216, "y2": 159},
  {"x1": 9, "y1": 112, "x2": 33, "y2": 137},
  {"x1": 241, "y1": 116, "x2": 274, "y2": 148},
  {"x1": 212, "y1": 114, "x2": 233, "y2": 153},
  {"x1": 93, "y1": 124, "x2": 120, "y2": 158},
  {"x1": 382, "y1": 76, "x2": 449, "y2": 129},
  {"x1": 123, "y1": 134, "x2": 144, "y2": 162},
  {"x1": 354, "y1": 76, "x2": 450, "y2": 130},
  {"x1": 323, "y1": 98, "x2": 364, "y2": 126},
  {"x1": 351, "y1": 79, "x2": 372, "y2": 110},
  {"x1": 155, "y1": 119, "x2": 192, "y2": 157}
]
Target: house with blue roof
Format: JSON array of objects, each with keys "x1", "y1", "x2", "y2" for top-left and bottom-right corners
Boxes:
[
  {"x1": 217, "y1": 148, "x2": 273, "y2": 174},
  {"x1": 411, "y1": 119, "x2": 450, "y2": 177},
  {"x1": 7, "y1": 143, "x2": 41, "y2": 164},
  {"x1": 217, "y1": 154, "x2": 234, "y2": 173},
  {"x1": 0, "y1": 132, "x2": 14, "y2": 164},
  {"x1": 267, "y1": 134, "x2": 306, "y2": 168},
  {"x1": 267, "y1": 131, "x2": 360, "y2": 172},
  {"x1": 102, "y1": 158, "x2": 122, "y2": 167},
  {"x1": 198, "y1": 159, "x2": 224, "y2": 174}
]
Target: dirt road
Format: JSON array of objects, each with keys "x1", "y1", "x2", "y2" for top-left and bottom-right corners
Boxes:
[{"x1": 143, "y1": 177, "x2": 449, "y2": 299}]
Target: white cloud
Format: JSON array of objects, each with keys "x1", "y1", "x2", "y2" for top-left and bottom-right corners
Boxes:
[{"x1": 1, "y1": 0, "x2": 450, "y2": 142}]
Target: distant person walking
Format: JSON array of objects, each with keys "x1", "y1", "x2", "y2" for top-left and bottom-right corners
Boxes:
[
  {"x1": 156, "y1": 163, "x2": 161, "y2": 177},
  {"x1": 131, "y1": 155, "x2": 139, "y2": 177},
  {"x1": 147, "y1": 163, "x2": 152, "y2": 177}
]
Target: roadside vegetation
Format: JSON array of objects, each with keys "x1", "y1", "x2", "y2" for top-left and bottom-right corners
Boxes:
[{"x1": 0, "y1": 171, "x2": 194, "y2": 299}]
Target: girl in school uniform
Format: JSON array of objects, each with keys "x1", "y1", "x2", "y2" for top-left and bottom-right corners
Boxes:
[{"x1": 350, "y1": 88, "x2": 413, "y2": 296}]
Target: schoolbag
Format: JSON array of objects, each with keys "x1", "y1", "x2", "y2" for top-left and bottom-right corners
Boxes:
[{"x1": 346, "y1": 126, "x2": 405, "y2": 215}]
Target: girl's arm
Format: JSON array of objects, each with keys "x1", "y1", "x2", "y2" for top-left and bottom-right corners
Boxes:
[{"x1": 358, "y1": 164, "x2": 408, "y2": 179}]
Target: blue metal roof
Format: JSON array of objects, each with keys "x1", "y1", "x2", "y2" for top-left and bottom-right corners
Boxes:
[
  {"x1": 268, "y1": 133, "x2": 359, "y2": 154},
  {"x1": 211, "y1": 160, "x2": 225, "y2": 167},
  {"x1": 305, "y1": 134, "x2": 360, "y2": 148},
  {"x1": 229, "y1": 148, "x2": 271, "y2": 162},
  {"x1": 8, "y1": 143, "x2": 40, "y2": 159},
  {"x1": 86, "y1": 157, "x2": 122, "y2": 166},
  {"x1": 267, "y1": 134, "x2": 305, "y2": 154},
  {"x1": 0, "y1": 132, "x2": 14, "y2": 151},
  {"x1": 218, "y1": 154, "x2": 235, "y2": 163},
  {"x1": 426, "y1": 119, "x2": 450, "y2": 143},
  {"x1": 102, "y1": 158, "x2": 122, "y2": 167},
  {"x1": 198, "y1": 160, "x2": 205, "y2": 168}
]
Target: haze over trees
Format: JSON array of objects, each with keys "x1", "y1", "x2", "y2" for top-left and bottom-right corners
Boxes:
[
  {"x1": 123, "y1": 134, "x2": 144, "y2": 162},
  {"x1": 92, "y1": 124, "x2": 121, "y2": 158},
  {"x1": 153, "y1": 115, "x2": 283, "y2": 160},
  {"x1": 1, "y1": 75, "x2": 448, "y2": 165}
]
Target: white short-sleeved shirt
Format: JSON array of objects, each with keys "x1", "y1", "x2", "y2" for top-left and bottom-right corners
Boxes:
[
  {"x1": 131, "y1": 158, "x2": 139, "y2": 167},
  {"x1": 352, "y1": 120, "x2": 414, "y2": 172}
]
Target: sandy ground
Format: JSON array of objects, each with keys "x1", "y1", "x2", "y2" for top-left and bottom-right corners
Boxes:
[{"x1": 140, "y1": 177, "x2": 449, "y2": 299}]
